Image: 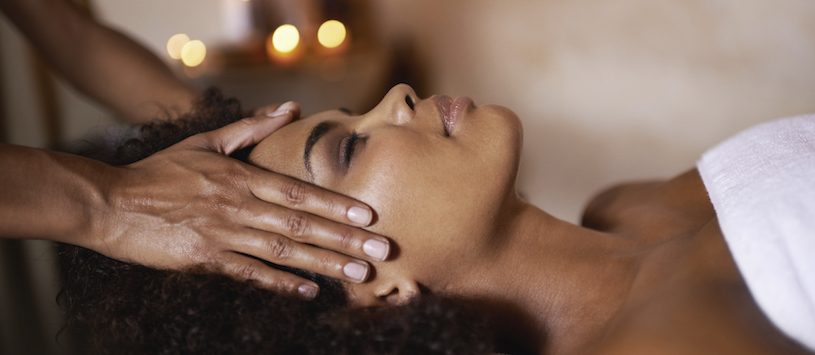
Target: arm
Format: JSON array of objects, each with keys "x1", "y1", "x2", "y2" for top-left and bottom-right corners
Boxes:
[
  {"x1": 1, "y1": 108, "x2": 391, "y2": 299},
  {"x1": 0, "y1": 0, "x2": 197, "y2": 123},
  {"x1": 0, "y1": 0, "x2": 389, "y2": 299},
  {"x1": 0, "y1": 143, "x2": 110, "y2": 245}
]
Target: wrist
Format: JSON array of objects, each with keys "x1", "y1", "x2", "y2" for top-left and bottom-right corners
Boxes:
[
  {"x1": 0, "y1": 145, "x2": 117, "y2": 246},
  {"x1": 80, "y1": 163, "x2": 125, "y2": 254}
]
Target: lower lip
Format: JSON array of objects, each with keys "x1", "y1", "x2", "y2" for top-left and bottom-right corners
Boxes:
[{"x1": 445, "y1": 96, "x2": 473, "y2": 135}]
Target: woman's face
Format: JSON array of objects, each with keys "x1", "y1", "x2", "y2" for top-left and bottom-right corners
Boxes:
[{"x1": 249, "y1": 84, "x2": 523, "y2": 305}]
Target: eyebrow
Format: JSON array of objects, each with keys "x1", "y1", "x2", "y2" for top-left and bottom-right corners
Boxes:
[{"x1": 304, "y1": 120, "x2": 338, "y2": 180}]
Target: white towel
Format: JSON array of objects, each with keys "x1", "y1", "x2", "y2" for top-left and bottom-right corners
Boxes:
[{"x1": 697, "y1": 114, "x2": 815, "y2": 351}]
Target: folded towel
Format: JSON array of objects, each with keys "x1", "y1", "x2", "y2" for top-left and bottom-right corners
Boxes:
[{"x1": 697, "y1": 114, "x2": 815, "y2": 351}]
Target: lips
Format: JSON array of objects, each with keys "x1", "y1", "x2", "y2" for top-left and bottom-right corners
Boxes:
[{"x1": 433, "y1": 95, "x2": 473, "y2": 136}]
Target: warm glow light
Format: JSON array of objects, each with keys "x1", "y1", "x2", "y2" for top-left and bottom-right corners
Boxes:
[
  {"x1": 272, "y1": 24, "x2": 300, "y2": 53},
  {"x1": 317, "y1": 20, "x2": 346, "y2": 48},
  {"x1": 166, "y1": 33, "x2": 190, "y2": 60},
  {"x1": 181, "y1": 40, "x2": 206, "y2": 67}
]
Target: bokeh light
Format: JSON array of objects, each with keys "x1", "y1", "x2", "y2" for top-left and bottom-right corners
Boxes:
[
  {"x1": 317, "y1": 20, "x2": 346, "y2": 49},
  {"x1": 181, "y1": 40, "x2": 206, "y2": 67},
  {"x1": 166, "y1": 33, "x2": 190, "y2": 60},
  {"x1": 272, "y1": 24, "x2": 300, "y2": 53}
]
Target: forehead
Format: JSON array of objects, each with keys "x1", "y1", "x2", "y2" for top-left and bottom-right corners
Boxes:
[{"x1": 248, "y1": 112, "x2": 336, "y2": 181}]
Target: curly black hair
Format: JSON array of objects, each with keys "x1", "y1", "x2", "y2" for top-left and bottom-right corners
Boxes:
[{"x1": 57, "y1": 88, "x2": 495, "y2": 355}]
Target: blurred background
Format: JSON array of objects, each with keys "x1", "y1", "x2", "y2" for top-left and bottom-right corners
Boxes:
[{"x1": 1, "y1": 0, "x2": 814, "y2": 353}]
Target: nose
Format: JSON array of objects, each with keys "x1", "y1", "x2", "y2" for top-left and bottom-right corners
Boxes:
[{"x1": 364, "y1": 84, "x2": 418, "y2": 126}]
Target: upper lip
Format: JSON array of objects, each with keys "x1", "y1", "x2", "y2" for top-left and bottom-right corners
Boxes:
[
  {"x1": 432, "y1": 95, "x2": 454, "y2": 136},
  {"x1": 432, "y1": 95, "x2": 472, "y2": 136}
]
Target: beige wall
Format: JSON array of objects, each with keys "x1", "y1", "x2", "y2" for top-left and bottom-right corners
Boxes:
[
  {"x1": 1, "y1": 1, "x2": 814, "y2": 353},
  {"x1": 1, "y1": 1, "x2": 813, "y2": 218},
  {"x1": 10, "y1": 0, "x2": 813, "y2": 221},
  {"x1": 370, "y1": 0, "x2": 815, "y2": 221},
  {"x1": 1, "y1": 14, "x2": 118, "y2": 149}
]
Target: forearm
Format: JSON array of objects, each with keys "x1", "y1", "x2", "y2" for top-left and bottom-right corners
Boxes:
[
  {"x1": 0, "y1": 0, "x2": 198, "y2": 123},
  {"x1": 0, "y1": 143, "x2": 108, "y2": 247}
]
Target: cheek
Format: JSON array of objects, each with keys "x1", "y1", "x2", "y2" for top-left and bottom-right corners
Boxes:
[{"x1": 348, "y1": 138, "x2": 512, "y2": 283}]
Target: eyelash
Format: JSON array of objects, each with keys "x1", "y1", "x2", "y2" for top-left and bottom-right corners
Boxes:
[{"x1": 340, "y1": 130, "x2": 360, "y2": 167}]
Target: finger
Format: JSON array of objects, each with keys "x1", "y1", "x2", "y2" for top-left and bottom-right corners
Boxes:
[
  {"x1": 253, "y1": 104, "x2": 281, "y2": 117},
  {"x1": 240, "y1": 200, "x2": 390, "y2": 261},
  {"x1": 217, "y1": 251, "x2": 320, "y2": 299},
  {"x1": 230, "y1": 228, "x2": 371, "y2": 284},
  {"x1": 192, "y1": 101, "x2": 299, "y2": 155},
  {"x1": 248, "y1": 170, "x2": 376, "y2": 227},
  {"x1": 254, "y1": 101, "x2": 302, "y2": 120}
]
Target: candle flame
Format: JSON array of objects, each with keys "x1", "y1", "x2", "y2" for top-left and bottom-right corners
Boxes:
[
  {"x1": 317, "y1": 20, "x2": 346, "y2": 49},
  {"x1": 272, "y1": 24, "x2": 300, "y2": 53}
]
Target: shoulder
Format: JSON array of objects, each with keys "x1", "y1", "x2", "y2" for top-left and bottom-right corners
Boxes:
[
  {"x1": 587, "y1": 218, "x2": 812, "y2": 355},
  {"x1": 581, "y1": 169, "x2": 713, "y2": 235},
  {"x1": 581, "y1": 180, "x2": 661, "y2": 231}
]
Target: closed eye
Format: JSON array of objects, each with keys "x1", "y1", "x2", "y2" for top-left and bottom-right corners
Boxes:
[{"x1": 340, "y1": 130, "x2": 361, "y2": 167}]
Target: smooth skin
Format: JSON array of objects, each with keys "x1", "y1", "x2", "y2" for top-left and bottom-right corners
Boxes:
[
  {"x1": 0, "y1": 0, "x2": 391, "y2": 298},
  {"x1": 249, "y1": 84, "x2": 813, "y2": 354}
]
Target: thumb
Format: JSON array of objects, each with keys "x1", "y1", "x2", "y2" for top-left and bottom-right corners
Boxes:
[{"x1": 196, "y1": 101, "x2": 299, "y2": 155}]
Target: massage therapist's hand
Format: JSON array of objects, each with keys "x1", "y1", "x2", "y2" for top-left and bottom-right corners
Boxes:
[{"x1": 95, "y1": 102, "x2": 389, "y2": 299}]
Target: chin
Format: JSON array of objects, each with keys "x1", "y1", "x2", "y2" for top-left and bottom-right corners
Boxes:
[{"x1": 481, "y1": 104, "x2": 523, "y2": 176}]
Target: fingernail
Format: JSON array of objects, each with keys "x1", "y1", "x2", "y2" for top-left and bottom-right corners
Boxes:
[
  {"x1": 266, "y1": 101, "x2": 296, "y2": 117},
  {"x1": 343, "y1": 262, "x2": 369, "y2": 282},
  {"x1": 266, "y1": 109, "x2": 290, "y2": 118},
  {"x1": 298, "y1": 284, "x2": 319, "y2": 299},
  {"x1": 347, "y1": 206, "x2": 372, "y2": 225},
  {"x1": 363, "y1": 239, "x2": 389, "y2": 261}
]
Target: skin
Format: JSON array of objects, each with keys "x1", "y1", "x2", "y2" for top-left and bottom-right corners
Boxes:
[
  {"x1": 0, "y1": 106, "x2": 390, "y2": 297},
  {"x1": 0, "y1": 0, "x2": 197, "y2": 123},
  {"x1": 249, "y1": 84, "x2": 813, "y2": 354},
  {"x1": 1, "y1": 0, "x2": 392, "y2": 299}
]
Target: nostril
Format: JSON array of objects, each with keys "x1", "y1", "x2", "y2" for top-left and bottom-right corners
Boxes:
[{"x1": 405, "y1": 95, "x2": 415, "y2": 110}]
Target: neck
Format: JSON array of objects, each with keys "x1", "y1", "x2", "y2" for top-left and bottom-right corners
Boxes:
[{"x1": 452, "y1": 197, "x2": 640, "y2": 354}]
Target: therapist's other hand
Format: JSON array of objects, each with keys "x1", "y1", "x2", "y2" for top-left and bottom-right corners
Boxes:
[{"x1": 94, "y1": 101, "x2": 389, "y2": 299}]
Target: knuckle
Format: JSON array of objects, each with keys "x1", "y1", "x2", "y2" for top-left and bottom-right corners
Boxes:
[
  {"x1": 186, "y1": 243, "x2": 210, "y2": 262},
  {"x1": 236, "y1": 117, "x2": 259, "y2": 129},
  {"x1": 314, "y1": 255, "x2": 336, "y2": 273},
  {"x1": 220, "y1": 164, "x2": 250, "y2": 186},
  {"x1": 284, "y1": 212, "x2": 310, "y2": 239},
  {"x1": 223, "y1": 162, "x2": 247, "y2": 178},
  {"x1": 192, "y1": 133, "x2": 217, "y2": 148},
  {"x1": 205, "y1": 189, "x2": 243, "y2": 215},
  {"x1": 322, "y1": 198, "x2": 345, "y2": 218},
  {"x1": 265, "y1": 237, "x2": 291, "y2": 260},
  {"x1": 208, "y1": 194, "x2": 232, "y2": 212},
  {"x1": 235, "y1": 264, "x2": 259, "y2": 281},
  {"x1": 282, "y1": 179, "x2": 307, "y2": 206},
  {"x1": 336, "y1": 227, "x2": 357, "y2": 250},
  {"x1": 203, "y1": 135, "x2": 227, "y2": 152},
  {"x1": 274, "y1": 279, "x2": 298, "y2": 294}
]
